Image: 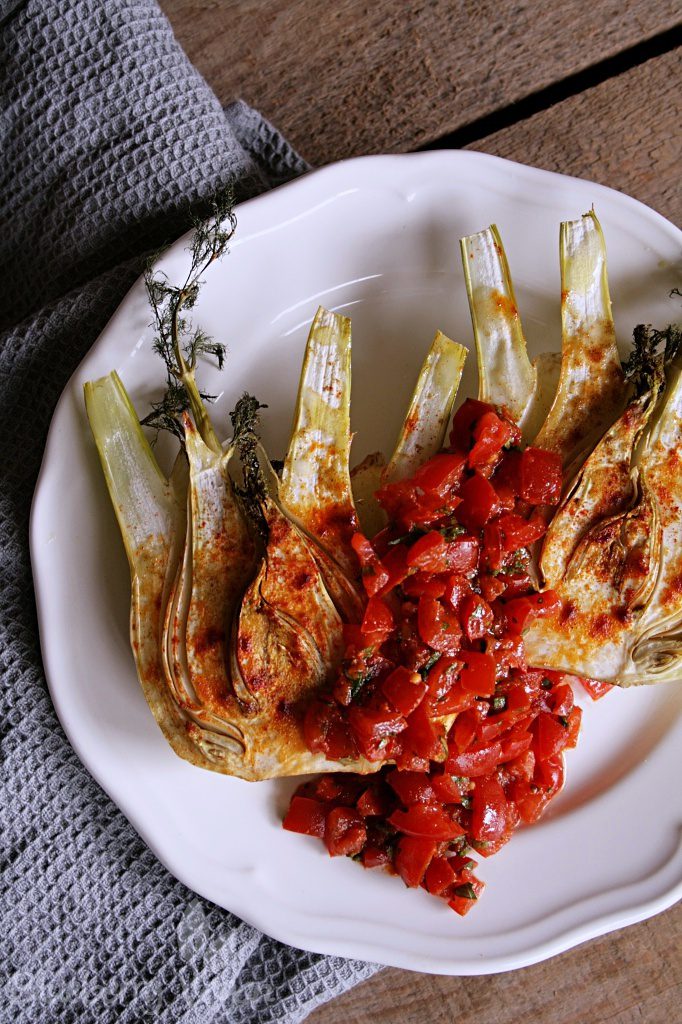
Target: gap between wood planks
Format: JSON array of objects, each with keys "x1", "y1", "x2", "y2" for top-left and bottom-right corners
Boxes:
[{"x1": 420, "y1": 23, "x2": 681, "y2": 151}]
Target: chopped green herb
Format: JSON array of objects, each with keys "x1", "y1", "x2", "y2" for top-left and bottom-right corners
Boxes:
[
  {"x1": 507, "y1": 549, "x2": 529, "y2": 574},
  {"x1": 491, "y1": 695, "x2": 507, "y2": 712},
  {"x1": 559, "y1": 714, "x2": 570, "y2": 728},
  {"x1": 440, "y1": 523, "x2": 467, "y2": 540},
  {"x1": 452, "y1": 883, "x2": 478, "y2": 900},
  {"x1": 541, "y1": 677, "x2": 553, "y2": 690},
  {"x1": 419, "y1": 652, "x2": 442, "y2": 677},
  {"x1": 350, "y1": 676, "x2": 370, "y2": 700}
]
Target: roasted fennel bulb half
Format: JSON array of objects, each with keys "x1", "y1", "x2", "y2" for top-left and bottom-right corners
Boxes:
[
  {"x1": 524, "y1": 327, "x2": 682, "y2": 686},
  {"x1": 463, "y1": 211, "x2": 682, "y2": 687},
  {"x1": 85, "y1": 306, "x2": 468, "y2": 778}
]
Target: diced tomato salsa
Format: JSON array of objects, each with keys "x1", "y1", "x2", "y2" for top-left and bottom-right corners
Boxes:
[{"x1": 283, "y1": 399, "x2": 606, "y2": 916}]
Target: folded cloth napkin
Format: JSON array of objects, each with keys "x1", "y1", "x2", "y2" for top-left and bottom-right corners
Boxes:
[{"x1": 0, "y1": 1, "x2": 380, "y2": 1020}]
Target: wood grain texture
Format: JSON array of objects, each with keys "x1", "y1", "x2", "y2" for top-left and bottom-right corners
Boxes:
[
  {"x1": 465, "y1": 47, "x2": 682, "y2": 223},
  {"x1": 308, "y1": 905, "x2": 682, "y2": 1024},
  {"x1": 160, "y1": 0, "x2": 680, "y2": 165}
]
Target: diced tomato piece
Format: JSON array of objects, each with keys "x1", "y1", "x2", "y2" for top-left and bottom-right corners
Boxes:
[
  {"x1": 429, "y1": 770, "x2": 467, "y2": 803},
  {"x1": 403, "y1": 700, "x2": 447, "y2": 761},
  {"x1": 502, "y1": 590, "x2": 561, "y2": 633},
  {"x1": 441, "y1": 573, "x2": 472, "y2": 611},
  {"x1": 378, "y1": 543, "x2": 412, "y2": 594},
  {"x1": 579, "y1": 676, "x2": 614, "y2": 701},
  {"x1": 444, "y1": 537, "x2": 480, "y2": 575},
  {"x1": 310, "y1": 774, "x2": 361, "y2": 805},
  {"x1": 449, "y1": 398, "x2": 496, "y2": 451},
  {"x1": 452, "y1": 706, "x2": 484, "y2": 751},
  {"x1": 376, "y1": 476, "x2": 455, "y2": 531},
  {"x1": 489, "y1": 512, "x2": 547, "y2": 553},
  {"x1": 342, "y1": 621, "x2": 387, "y2": 652},
  {"x1": 283, "y1": 795, "x2": 327, "y2": 838},
  {"x1": 471, "y1": 774, "x2": 508, "y2": 843},
  {"x1": 534, "y1": 754, "x2": 565, "y2": 795},
  {"x1": 477, "y1": 713, "x2": 512, "y2": 743},
  {"x1": 448, "y1": 853, "x2": 480, "y2": 873},
  {"x1": 417, "y1": 596, "x2": 461, "y2": 654},
  {"x1": 511, "y1": 779, "x2": 550, "y2": 824},
  {"x1": 519, "y1": 447, "x2": 563, "y2": 505},
  {"x1": 534, "y1": 712, "x2": 570, "y2": 760},
  {"x1": 468, "y1": 411, "x2": 516, "y2": 468},
  {"x1": 412, "y1": 452, "x2": 467, "y2": 496},
  {"x1": 505, "y1": 748, "x2": 535, "y2": 781},
  {"x1": 407, "y1": 531, "x2": 449, "y2": 572},
  {"x1": 493, "y1": 480, "x2": 517, "y2": 512},
  {"x1": 459, "y1": 650, "x2": 497, "y2": 696},
  {"x1": 499, "y1": 729, "x2": 533, "y2": 762},
  {"x1": 456, "y1": 472, "x2": 500, "y2": 531},
  {"x1": 304, "y1": 700, "x2": 358, "y2": 760},
  {"x1": 505, "y1": 683, "x2": 532, "y2": 714},
  {"x1": 407, "y1": 493, "x2": 462, "y2": 529},
  {"x1": 549, "y1": 682, "x2": 574, "y2": 718},
  {"x1": 361, "y1": 596, "x2": 395, "y2": 638},
  {"x1": 356, "y1": 785, "x2": 393, "y2": 817},
  {"x1": 482, "y1": 521, "x2": 505, "y2": 571},
  {"x1": 424, "y1": 657, "x2": 470, "y2": 716},
  {"x1": 351, "y1": 532, "x2": 390, "y2": 596},
  {"x1": 448, "y1": 877, "x2": 485, "y2": 915},
  {"x1": 324, "y1": 806, "x2": 367, "y2": 856},
  {"x1": 494, "y1": 448, "x2": 522, "y2": 496},
  {"x1": 498, "y1": 571, "x2": 533, "y2": 597},
  {"x1": 424, "y1": 655, "x2": 458, "y2": 697},
  {"x1": 362, "y1": 844, "x2": 392, "y2": 868},
  {"x1": 386, "y1": 769, "x2": 436, "y2": 806},
  {"x1": 430, "y1": 680, "x2": 475, "y2": 717},
  {"x1": 394, "y1": 748, "x2": 431, "y2": 772},
  {"x1": 402, "y1": 571, "x2": 447, "y2": 598},
  {"x1": 492, "y1": 631, "x2": 526, "y2": 675},
  {"x1": 382, "y1": 666, "x2": 427, "y2": 717},
  {"x1": 347, "y1": 703, "x2": 407, "y2": 761},
  {"x1": 424, "y1": 856, "x2": 458, "y2": 896},
  {"x1": 370, "y1": 525, "x2": 397, "y2": 556},
  {"x1": 447, "y1": 741, "x2": 502, "y2": 778},
  {"x1": 460, "y1": 593, "x2": 494, "y2": 641},
  {"x1": 374, "y1": 479, "x2": 415, "y2": 524},
  {"x1": 479, "y1": 573, "x2": 506, "y2": 602},
  {"x1": 394, "y1": 836, "x2": 438, "y2": 887},
  {"x1": 389, "y1": 804, "x2": 466, "y2": 840},
  {"x1": 565, "y1": 705, "x2": 582, "y2": 749}
]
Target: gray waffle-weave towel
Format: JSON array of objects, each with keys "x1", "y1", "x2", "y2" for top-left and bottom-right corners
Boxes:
[{"x1": 0, "y1": 1, "x2": 380, "y2": 1020}]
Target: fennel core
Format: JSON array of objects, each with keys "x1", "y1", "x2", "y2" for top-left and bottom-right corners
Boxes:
[{"x1": 140, "y1": 189, "x2": 237, "y2": 452}]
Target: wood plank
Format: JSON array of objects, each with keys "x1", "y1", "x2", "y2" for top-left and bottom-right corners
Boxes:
[
  {"x1": 464, "y1": 47, "x2": 681, "y2": 223},
  {"x1": 159, "y1": 0, "x2": 680, "y2": 165},
  {"x1": 309, "y1": 905, "x2": 682, "y2": 1024}
]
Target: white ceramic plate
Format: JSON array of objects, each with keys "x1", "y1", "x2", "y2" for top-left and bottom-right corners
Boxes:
[{"x1": 31, "y1": 152, "x2": 682, "y2": 974}]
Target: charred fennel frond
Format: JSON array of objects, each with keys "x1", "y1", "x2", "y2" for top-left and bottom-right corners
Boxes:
[
  {"x1": 230, "y1": 393, "x2": 269, "y2": 539},
  {"x1": 142, "y1": 188, "x2": 237, "y2": 451},
  {"x1": 623, "y1": 322, "x2": 682, "y2": 396}
]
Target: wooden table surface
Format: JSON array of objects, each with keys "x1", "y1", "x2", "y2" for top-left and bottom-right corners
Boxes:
[{"x1": 160, "y1": 3, "x2": 681, "y2": 1021}]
